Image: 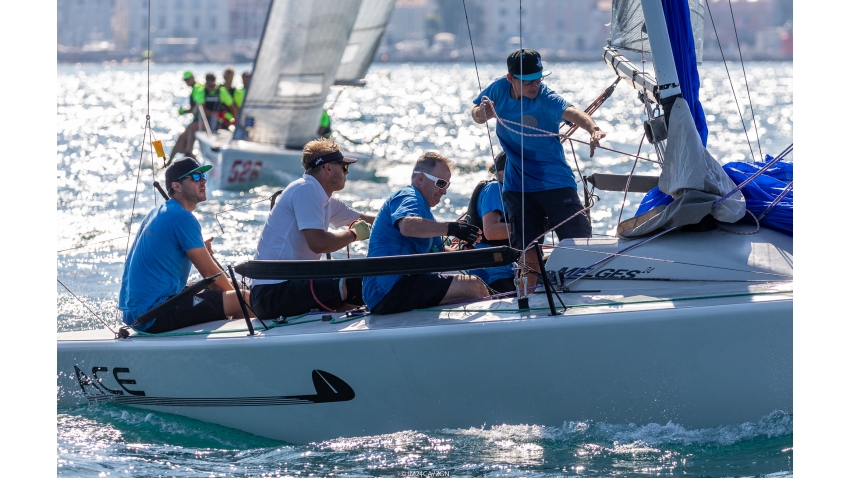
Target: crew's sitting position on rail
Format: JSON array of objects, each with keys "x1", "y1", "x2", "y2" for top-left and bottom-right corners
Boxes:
[
  {"x1": 250, "y1": 138, "x2": 375, "y2": 319},
  {"x1": 363, "y1": 152, "x2": 489, "y2": 315},
  {"x1": 118, "y1": 158, "x2": 252, "y2": 333}
]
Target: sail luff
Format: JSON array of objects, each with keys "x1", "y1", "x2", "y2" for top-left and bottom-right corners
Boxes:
[
  {"x1": 334, "y1": 0, "x2": 395, "y2": 85},
  {"x1": 234, "y1": 0, "x2": 363, "y2": 148}
]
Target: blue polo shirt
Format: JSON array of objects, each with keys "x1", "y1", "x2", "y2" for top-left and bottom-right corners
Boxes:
[
  {"x1": 474, "y1": 76, "x2": 575, "y2": 192},
  {"x1": 118, "y1": 199, "x2": 205, "y2": 330},
  {"x1": 363, "y1": 186, "x2": 444, "y2": 308},
  {"x1": 466, "y1": 181, "x2": 514, "y2": 285}
]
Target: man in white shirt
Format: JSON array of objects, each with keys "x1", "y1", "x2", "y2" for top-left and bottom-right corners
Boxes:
[{"x1": 250, "y1": 138, "x2": 374, "y2": 319}]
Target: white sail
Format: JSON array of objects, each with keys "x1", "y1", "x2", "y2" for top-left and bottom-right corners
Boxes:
[
  {"x1": 610, "y1": 0, "x2": 704, "y2": 63},
  {"x1": 334, "y1": 0, "x2": 395, "y2": 86},
  {"x1": 235, "y1": 0, "x2": 363, "y2": 148}
]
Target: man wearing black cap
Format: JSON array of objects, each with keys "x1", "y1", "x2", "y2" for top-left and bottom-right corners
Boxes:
[
  {"x1": 118, "y1": 158, "x2": 252, "y2": 333},
  {"x1": 250, "y1": 138, "x2": 375, "y2": 319},
  {"x1": 470, "y1": 48, "x2": 606, "y2": 288}
]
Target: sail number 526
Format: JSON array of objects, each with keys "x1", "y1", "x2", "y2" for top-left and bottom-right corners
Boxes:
[{"x1": 227, "y1": 160, "x2": 263, "y2": 183}]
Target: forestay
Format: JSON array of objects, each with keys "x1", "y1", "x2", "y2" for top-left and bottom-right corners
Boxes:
[{"x1": 234, "y1": 0, "x2": 362, "y2": 148}]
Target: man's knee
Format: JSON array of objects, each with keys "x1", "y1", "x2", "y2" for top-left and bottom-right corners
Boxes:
[
  {"x1": 222, "y1": 290, "x2": 250, "y2": 318},
  {"x1": 451, "y1": 274, "x2": 488, "y2": 298}
]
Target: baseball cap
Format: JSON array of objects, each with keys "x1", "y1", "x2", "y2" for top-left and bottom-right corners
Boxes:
[
  {"x1": 304, "y1": 150, "x2": 357, "y2": 170},
  {"x1": 494, "y1": 151, "x2": 507, "y2": 172},
  {"x1": 182, "y1": 70, "x2": 194, "y2": 80},
  {"x1": 165, "y1": 157, "x2": 213, "y2": 187},
  {"x1": 507, "y1": 49, "x2": 551, "y2": 81}
]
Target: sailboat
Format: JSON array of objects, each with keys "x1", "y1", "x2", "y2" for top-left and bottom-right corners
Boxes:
[
  {"x1": 57, "y1": 0, "x2": 791, "y2": 445},
  {"x1": 196, "y1": 0, "x2": 396, "y2": 191}
]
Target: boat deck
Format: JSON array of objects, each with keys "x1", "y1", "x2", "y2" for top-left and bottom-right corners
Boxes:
[{"x1": 57, "y1": 279, "x2": 793, "y2": 342}]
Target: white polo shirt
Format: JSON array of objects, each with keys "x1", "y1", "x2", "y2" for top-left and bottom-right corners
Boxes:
[{"x1": 253, "y1": 174, "x2": 361, "y2": 285}]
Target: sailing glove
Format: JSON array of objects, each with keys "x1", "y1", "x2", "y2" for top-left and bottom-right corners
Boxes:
[
  {"x1": 350, "y1": 220, "x2": 372, "y2": 241},
  {"x1": 447, "y1": 222, "x2": 481, "y2": 245}
]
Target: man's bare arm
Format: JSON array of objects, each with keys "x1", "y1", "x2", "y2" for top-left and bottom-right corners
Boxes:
[
  {"x1": 397, "y1": 217, "x2": 449, "y2": 238},
  {"x1": 185, "y1": 247, "x2": 233, "y2": 291},
  {"x1": 562, "y1": 106, "x2": 606, "y2": 157},
  {"x1": 303, "y1": 229, "x2": 356, "y2": 254},
  {"x1": 482, "y1": 211, "x2": 510, "y2": 241}
]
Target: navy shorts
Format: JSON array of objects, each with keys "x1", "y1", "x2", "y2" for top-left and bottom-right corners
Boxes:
[
  {"x1": 251, "y1": 278, "x2": 364, "y2": 319},
  {"x1": 503, "y1": 187, "x2": 591, "y2": 248},
  {"x1": 370, "y1": 273, "x2": 455, "y2": 315},
  {"x1": 142, "y1": 288, "x2": 226, "y2": 334}
]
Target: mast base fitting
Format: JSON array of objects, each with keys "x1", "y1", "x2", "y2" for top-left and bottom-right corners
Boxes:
[
  {"x1": 518, "y1": 297, "x2": 530, "y2": 310},
  {"x1": 644, "y1": 116, "x2": 668, "y2": 144}
]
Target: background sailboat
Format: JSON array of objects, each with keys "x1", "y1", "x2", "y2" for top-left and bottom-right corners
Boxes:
[{"x1": 197, "y1": 0, "x2": 395, "y2": 190}]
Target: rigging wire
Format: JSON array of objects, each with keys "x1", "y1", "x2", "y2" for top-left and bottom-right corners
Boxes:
[
  {"x1": 617, "y1": 133, "x2": 647, "y2": 226},
  {"x1": 125, "y1": 3, "x2": 154, "y2": 255},
  {"x1": 518, "y1": 0, "x2": 527, "y2": 296},
  {"x1": 705, "y1": 0, "x2": 758, "y2": 163},
  {"x1": 726, "y1": 0, "x2": 763, "y2": 161},
  {"x1": 57, "y1": 279, "x2": 117, "y2": 336}
]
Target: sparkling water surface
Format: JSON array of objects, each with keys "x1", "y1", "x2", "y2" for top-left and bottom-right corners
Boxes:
[{"x1": 57, "y1": 62, "x2": 793, "y2": 476}]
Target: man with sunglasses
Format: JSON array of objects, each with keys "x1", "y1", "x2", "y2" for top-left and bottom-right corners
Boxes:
[
  {"x1": 470, "y1": 48, "x2": 606, "y2": 289},
  {"x1": 363, "y1": 152, "x2": 489, "y2": 315},
  {"x1": 118, "y1": 158, "x2": 253, "y2": 334},
  {"x1": 250, "y1": 138, "x2": 375, "y2": 319}
]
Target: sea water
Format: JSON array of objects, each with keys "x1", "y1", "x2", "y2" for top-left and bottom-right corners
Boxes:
[{"x1": 57, "y1": 62, "x2": 793, "y2": 476}]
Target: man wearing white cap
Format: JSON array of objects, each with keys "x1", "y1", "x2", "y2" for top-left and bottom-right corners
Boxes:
[
  {"x1": 251, "y1": 138, "x2": 374, "y2": 319},
  {"x1": 471, "y1": 48, "x2": 606, "y2": 288}
]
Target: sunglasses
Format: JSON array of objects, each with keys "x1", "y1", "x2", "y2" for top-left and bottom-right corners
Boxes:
[
  {"x1": 179, "y1": 171, "x2": 207, "y2": 182},
  {"x1": 414, "y1": 170, "x2": 450, "y2": 189},
  {"x1": 521, "y1": 78, "x2": 542, "y2": 86}
]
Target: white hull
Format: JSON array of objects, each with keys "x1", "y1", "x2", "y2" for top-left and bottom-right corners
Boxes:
[
  {"x1": 196, "y1": 131, "x2": 372, "y2": 191},
  {"x1": 57, "y1": 228, "x2": 793, "y2": 444}
]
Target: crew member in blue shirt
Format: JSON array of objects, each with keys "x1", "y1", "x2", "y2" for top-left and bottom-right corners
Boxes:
[
  {"x1": 363, "y1": 152, "x2": 488, "y2": 315},
  {"x1": 471, "y1": 48, "x2": 606, "y2": 289},
  {"x1": 466, "y1": 152, "x2": 515, "y2": 294},
  {"x1": 118, "y1": 158, "x2": 252, "y2": 333}
]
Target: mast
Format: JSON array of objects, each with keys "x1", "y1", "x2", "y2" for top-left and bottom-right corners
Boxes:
[{"x1": 639, "y1": 0, "x2": 682, "y2": 123}]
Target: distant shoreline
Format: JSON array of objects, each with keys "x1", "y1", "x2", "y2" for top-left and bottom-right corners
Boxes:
[{"x1": 57, "y1": 55, "x2": 793, "y2": 65}]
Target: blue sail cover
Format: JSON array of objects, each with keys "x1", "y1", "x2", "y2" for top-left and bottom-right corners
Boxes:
[
  {"x1": 663, "y1": 0, "x2": 708, "y2": 146},
  {"x1": 634, "y1": 158, "x2": 793, "y2": 236}
]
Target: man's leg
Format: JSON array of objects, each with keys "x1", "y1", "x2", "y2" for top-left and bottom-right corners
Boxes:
[
  {"x1": 504, "y1": 191, "x2": 546, "y2": 289},
  {"x1": 544, "y1": 187, "x2": 592, "y2": 240},
  {"x1": 170, "y1": 129, "x2": 188, "y2": 161},
  {"x1": 222, "y1": 289, "x2": 254, "y2": 318},
  {"x1": 184, "y1": 122, "x2": 202, "y2": 156},
  {"x1": 439, "y1": 274, "x2": 489, "y2": 305}
]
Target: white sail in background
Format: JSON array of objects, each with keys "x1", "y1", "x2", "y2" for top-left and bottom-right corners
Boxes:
[
  {"x1": 334, "y1": 0, "x2": 396, "y2": 86},
  {"x1": 610, "y1": 0, "x2": 704, "y2": 63},
  {"x1": 235, "y1": 0, "x2": 362, "y2": 148}
]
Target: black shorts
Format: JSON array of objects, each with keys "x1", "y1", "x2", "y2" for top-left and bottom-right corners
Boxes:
[
  {"x1": 142, "y1": 288, "x2": 226, "y2": 334},
  {"x1": 370, "y1": 273, "x2": 454, "y2": 315},
  {"x1": 251, "y1": 278, "x2": 350, "y2": 320},
  {"x1": 503, "y1": 187, "x2": 591, "y2": 249}
]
